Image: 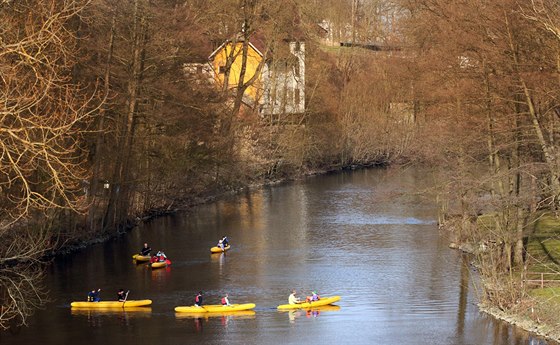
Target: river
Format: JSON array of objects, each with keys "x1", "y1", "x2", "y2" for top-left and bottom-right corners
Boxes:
[{"x1": 1, "y1": 168, "x2": 555, "y2": 345}]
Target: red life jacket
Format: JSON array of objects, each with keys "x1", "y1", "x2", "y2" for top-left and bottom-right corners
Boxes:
[{"x1": 221, "y1": 297, "x2": 227, "y2": 305}]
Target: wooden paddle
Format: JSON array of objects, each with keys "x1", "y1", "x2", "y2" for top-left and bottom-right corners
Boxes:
[{"x1": 121, "y1": 290, "x2": 130, "y2": 308}]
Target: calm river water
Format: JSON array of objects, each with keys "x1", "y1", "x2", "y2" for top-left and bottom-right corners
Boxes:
[{"x1": 1, "y1": 168, "x2": 555, "y2": 345}]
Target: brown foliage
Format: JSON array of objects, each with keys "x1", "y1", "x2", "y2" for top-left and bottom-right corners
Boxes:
[{"x1": 399, "y1": 0, "x2": 560, "y2": 312}]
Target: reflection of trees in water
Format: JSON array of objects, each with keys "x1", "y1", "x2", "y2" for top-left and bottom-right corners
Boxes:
[{"x1": 0, "y1": 264, "x2": 48, "y2": 330}]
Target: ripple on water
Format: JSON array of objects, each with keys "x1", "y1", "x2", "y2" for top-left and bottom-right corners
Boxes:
[{"x1": 323, "y1": 213, "x2": 437, "y2": 225}]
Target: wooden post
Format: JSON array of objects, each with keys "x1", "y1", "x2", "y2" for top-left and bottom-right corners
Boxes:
[{"x1": 541, "y1": 273, "x2": 544, "y2": 289}]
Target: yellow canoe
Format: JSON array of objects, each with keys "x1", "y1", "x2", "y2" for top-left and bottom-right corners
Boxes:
[
  {"x1": 132, "y1": 254, "x2": 151, "y2": 262},
  {"x1": 150, "y1": 261, "x2": 168, "y2": 268},
  {"x1": 277, "y1": 296, "x2": 341, "y2": 310},
  {"x1": 210, "y1": 245, "x2": 231, "y2": 253},
  {"x1": 175, "y1": 303, "x2": 255, "y2": 313},
  {"x1": 175, "y1": 310, "x2": 256, "y2": 319},
  {"x1": 71, "y1": 307, "x2": 152, "y2": 316},
  {"x1": 71, "y1": 300, "x2": 152, "y2": 308}
]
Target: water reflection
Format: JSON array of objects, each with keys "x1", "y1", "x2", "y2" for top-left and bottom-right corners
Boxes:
[
  {"x1": 210, "y1": 252, "x2": 226, "y2": 275},
  {"x1": 194, "y1": 317, "x2": 203, "y2": 332},
  {"x1": 284, "y1": 305, "x2": 341, "y2": 324},
  {"x1": 287, "y1": 310, "x2": 302, "y2": 323},
  {"x1": 176, "y1": 311, "x2": 256, "y2": 333},
  {"x1": 150, "y1": 266, "x2": 171, "y2": 284},
  {"x1": 175, "y1": 310, "x2": 256, "y2": 320},
  {"x1": 456, "y1": 254, "x2": 471, "y2": 339},
  {"x1": 71, "y1": 308, "x2": 152, "y2": 327}
]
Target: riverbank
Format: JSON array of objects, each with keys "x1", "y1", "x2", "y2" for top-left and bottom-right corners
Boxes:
[
  {"x1": 479, "y1": 304, "x2": 560, "y2": 343},
  {"x1": 451, "y1": 240, "x2": 560, "y2": 344},
  {"x1": 449, "y1": 213, "x2": 560, "y2": 345}
]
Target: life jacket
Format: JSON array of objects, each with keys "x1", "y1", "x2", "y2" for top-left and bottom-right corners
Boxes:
[
  {"x1": 195, "y1": 295, "x2": 200, "y2": 303},
  {"x1": 221, "y1": 297, "x2": 227, "y2": 305}
]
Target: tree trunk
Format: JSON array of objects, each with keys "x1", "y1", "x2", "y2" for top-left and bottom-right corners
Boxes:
[
  {"x1": 104, "y1": 0, "x2": 146, "y2": 229},
  {"x1": 90, "y1": 11, "x2": 116, "y2": 232},
  {"x1": 512, "y1": 95, "x2": 525, "y2": 267},
  {"x1": 505, "y1": 11, "x2": 560, "y2": 209}
]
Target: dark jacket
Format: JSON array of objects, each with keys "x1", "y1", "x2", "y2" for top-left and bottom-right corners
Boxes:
[
  {"x1": 141, "y1": 246, "x2": 151, "y2": 256},
  {"x1": 87, "y1": 290, "x2": 100, "y2": 302}
]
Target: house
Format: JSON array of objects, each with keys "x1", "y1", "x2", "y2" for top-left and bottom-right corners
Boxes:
[
  {"x1": 208, "y1": 39, "x2": 265, "y2": 105},
  {"x1": 260, "y1": 40, "x2": 305, "y2": 115},
  {"x1": 184, "y1": 35, "x2": 305, "y2": 117}
]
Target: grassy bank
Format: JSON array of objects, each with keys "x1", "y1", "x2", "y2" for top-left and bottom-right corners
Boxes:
[{"x1": 473, "y1": 212, "x2": 560, "y2": 343}]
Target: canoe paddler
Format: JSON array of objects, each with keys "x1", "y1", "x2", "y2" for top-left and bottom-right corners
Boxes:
[
  {"x1": 305, "y1": 290, "x2": 321, "y2": 302},
  {"x1": 288, "y1": 290, "x2": 301, "y2": 304},
  {"x1": 87, "y1": 288, "x2": 101, "y2": 302},
  {"x1": 140, "y1": 243, "x2": 151, "y2": 256},
  {"x1": 217, "y1": 239, "x2": 225, "y2": 251},
  {"x1": 222, "y1": 235, "x2": 229, "y2": 247},
  {"x1": 221, "y1": 293, "x2": 231, "y2": 306},
  {"x1": 194, "y1": 291, "x2": 204, "y2": 307},
  {"x1": 117, "y1": 288, "x2": 129, "y2": 302}
]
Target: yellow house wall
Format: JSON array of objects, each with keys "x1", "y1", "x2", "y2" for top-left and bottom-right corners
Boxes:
[{"x1": 211, "y1": 42, "x2": 262, "y2": 100}]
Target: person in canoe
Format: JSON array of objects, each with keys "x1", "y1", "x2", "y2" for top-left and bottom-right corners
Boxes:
[
  {"x1": 305, "y1": 291, "x2": 321, "y2": 302},
  {"x1": 194, "y1": 291, "x2": 204, "y2": 307},
  {"x1": 288, "y1": 290, "x2": 302, "y2": 304},
  {"x1": 117, "y1": 288, "x2": 129, "y2": 302},
  {"x1": 140, "y1": 243, "x2": 151, "y2": 256},
  {"x1": 87, "y1": 288, "x2": 101, "y2": 302},
  {"x1": 221, "y1": 236, "x2": 229, "y2": 247},
  {"x1": 217, "y1": 239, "x2": 225, "y2": 251},
  {"x1": 154, "y1": 250, "x2": 167, "y2": 262},
  {"x1": 221, "y1": 293, "x2": 231, "y2": 306}
]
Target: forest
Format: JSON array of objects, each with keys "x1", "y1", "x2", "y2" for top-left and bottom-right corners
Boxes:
[{"x1": 1, "y1": 0, "x2": 560, "y2": 339}]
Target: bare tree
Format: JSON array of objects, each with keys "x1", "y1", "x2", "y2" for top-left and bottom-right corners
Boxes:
[
  {"x1": 0, "y1": 264, "x2": 48, "y2": 330},
  {"x1": 0, "y1": 0, "x2": 96, "y2": 228},
  {"x1": 0, "y1": 4, "x2": 94, "y2": 329}
]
